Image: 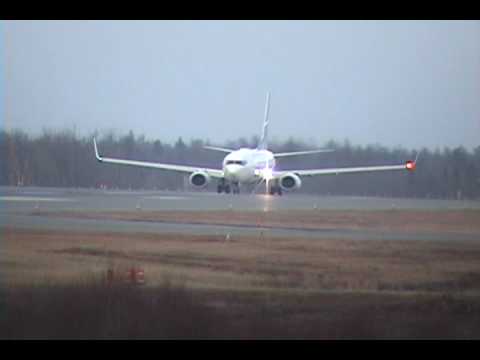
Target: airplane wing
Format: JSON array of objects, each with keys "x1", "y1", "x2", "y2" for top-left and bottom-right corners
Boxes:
[
  {"x1": 274, "y1": 149, "x2": 334, "y2": 157},
  {"x1": 273, "y1": 160, "x2": 417, "y2": 178},
  {"x1": 93, "y1": 138, "x2": 224, "y2": 178}
]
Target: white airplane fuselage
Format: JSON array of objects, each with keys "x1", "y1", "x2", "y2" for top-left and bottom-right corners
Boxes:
[{"x1": 223, "y1": 148, "x2": 275, "y2": 184}]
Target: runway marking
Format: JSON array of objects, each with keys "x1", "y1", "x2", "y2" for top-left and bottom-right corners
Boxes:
[
  {"x1": 144, "y1": 196, "x2": 189, "y2": 200},
  {"x1": 0, "y1": 196, "x2": 75, "y2": 202}
]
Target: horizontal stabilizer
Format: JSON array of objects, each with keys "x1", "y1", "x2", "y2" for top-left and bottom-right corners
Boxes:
[
  {"x1": 203, "y1": 146, "x2": 234, "y2": 153},
  {"x1": 274, "y1": 149, "x2": 334, "y2": 158}
]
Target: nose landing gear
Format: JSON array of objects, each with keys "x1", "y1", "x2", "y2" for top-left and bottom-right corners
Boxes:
[{"x1": 217, "y1": 179, "x2": 240, "y2": 194}]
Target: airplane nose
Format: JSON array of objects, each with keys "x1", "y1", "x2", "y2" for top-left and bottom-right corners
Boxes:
[{"x1": 225, "y1": 164, "x2": 243, "y2": 179}]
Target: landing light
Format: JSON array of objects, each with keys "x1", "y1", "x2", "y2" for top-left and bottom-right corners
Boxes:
[
  {"x1": 263, "y1": 167, "x2": 273, "y2": 180},
  {"x1": 254, "y1": 167, "x2": 274, "y2": 195},
  {"x1": 255, "y1": 167, "x2": 273, "y2": 180}
]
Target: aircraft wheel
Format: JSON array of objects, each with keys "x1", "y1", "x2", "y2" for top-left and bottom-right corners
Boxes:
[
  {"x1": 217, "y1": 185, "x2": 223, "y2": 193},
  {"x1": 224, "y1": 185, "x2": 231, "y2": 194},
  {"x1": 277, "y1": 187, "x2": 283, "y2": 196}
]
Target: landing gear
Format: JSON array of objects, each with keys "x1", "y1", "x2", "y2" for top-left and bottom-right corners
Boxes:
[
  {"x1": 217, "y1": 178, "x2": 226, "y2": 193},
  {"x1": 232, "y1": 182, "x2": 240, "y2": 194},
  {"x1": 218, "y1": 185, "x2": 231, "y2": 194},
  {"x1": 269, "y1": 186, "x2": 282, "y2": 196},
  {"x1": 268, "y1": 181, "x2": 283, "y2": 196},
  {"x1": 217, "y1": 179, "x2": 240, "y2": 195}
]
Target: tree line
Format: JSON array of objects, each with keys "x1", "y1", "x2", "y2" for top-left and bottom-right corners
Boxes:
[{"x1": 2, "y1": 128, "x2": 479, "y2": 200}]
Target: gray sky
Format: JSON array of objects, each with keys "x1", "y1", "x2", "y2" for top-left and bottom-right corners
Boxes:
[{"x1": 3, "y1": 20, "x2": 480, "y2": 150}]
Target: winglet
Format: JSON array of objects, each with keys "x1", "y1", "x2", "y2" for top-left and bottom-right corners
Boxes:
[
  {"x1": 93, "y1": 137, "x2": 102, "y2": 162},
  {"x1": 414, "y1": 150, "x2": 421, "y2": 163}
]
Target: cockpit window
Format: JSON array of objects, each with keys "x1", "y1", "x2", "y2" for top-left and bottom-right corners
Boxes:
[{"x1": 226, "y1": 160, "x2": 246, "y2": 166}]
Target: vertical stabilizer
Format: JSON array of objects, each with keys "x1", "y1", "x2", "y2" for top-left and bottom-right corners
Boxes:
[{"x1": 257, "y1": 92, "x2": 270, "y2": 150}]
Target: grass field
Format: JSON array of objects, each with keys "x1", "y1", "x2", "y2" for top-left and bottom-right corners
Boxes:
[
  {"x1": 36, "y1": 208, "x2": 480, "y2": 234},
  {"x1": 2, "y1": 209, "x2": 480, "y2": 338}
]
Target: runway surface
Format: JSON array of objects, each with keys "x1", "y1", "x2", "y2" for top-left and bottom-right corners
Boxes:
[{"x1": 2, "y1": 186, "x2": 480, "y2": 241}]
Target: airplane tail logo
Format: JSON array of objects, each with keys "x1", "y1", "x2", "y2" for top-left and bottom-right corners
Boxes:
[{"x1": 257, "y1": 92, "x2": 270, "y2": 150}]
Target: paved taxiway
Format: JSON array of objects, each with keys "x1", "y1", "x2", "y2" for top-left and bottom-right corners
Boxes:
[{"x1": 2, "y1": 186, "x2": 480, "y2": 241}]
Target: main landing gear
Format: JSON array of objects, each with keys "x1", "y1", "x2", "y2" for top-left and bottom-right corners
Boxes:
[
  {"x1": 268, "y1": 180, "x2": 282, "y2": 196},
  {"x1": 269, "y1": 185, "x2": 282, "y2": 196},
  {"x1": 232, "y1": 182, "x2": 240, "y2": 194},
  {"x1": 217, "y1": 179, "x2": 240, "y2": 194}
]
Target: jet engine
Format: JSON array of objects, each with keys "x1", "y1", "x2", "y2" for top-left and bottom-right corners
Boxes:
[
  {"x1": 279, "y1": 173, "x2": 302, "y2": 191},
  {"x1": 189, "y1": 171, "x2": 210, "y2": 188}
]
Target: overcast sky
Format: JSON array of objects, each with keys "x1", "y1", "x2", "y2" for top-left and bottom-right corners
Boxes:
[{"x1": 3, "y1": 20, "x2": 480, "y2": 150}]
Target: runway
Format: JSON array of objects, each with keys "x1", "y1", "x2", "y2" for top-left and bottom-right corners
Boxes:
[{"x1": 2, "y1": 186, "x2": 480, "y2": 241}]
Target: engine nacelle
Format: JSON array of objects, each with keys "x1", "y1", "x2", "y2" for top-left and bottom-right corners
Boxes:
[
  {"x1": 279, "y1": 173, "x2": 302, "y2": 191},
  {"x1": 189, "y1": 171, "x2": 210, "y2": 188}
]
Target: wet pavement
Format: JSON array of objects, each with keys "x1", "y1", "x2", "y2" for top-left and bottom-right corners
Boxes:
[{"x1": 2, "y1": 186, "x2": 479, "y2": 241}]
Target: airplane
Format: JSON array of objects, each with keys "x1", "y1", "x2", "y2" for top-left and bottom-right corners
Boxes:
[{"x1": 93, "y1": 92, "x2": 417, "y2": 195}]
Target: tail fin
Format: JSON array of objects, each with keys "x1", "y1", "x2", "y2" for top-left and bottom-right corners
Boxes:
[{"x1": 257, "y1": 92, "x2": 270, "y2": 150}]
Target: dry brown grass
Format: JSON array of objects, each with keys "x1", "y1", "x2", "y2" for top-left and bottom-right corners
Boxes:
[
  {"x1": 2, "y1": 278, "x2": 480, "y2": 339},
  {"x1": 4, "y1": 209, "x2": 480, "y2": 338},
  {"x1": 36, "y1": 209, "x2": 480, "y2": 234},
  {"x1": 0, "y1": 280, "x2": 223, "y2": 339},
  {"x1": 3, "y1": 225, "x2": 480, "y2": 293},
  {"x1": 3, "y1": 215, "x2": 480, "y2": 338}
]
